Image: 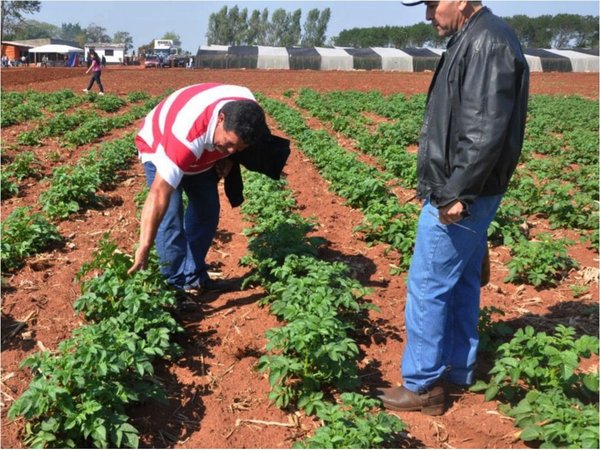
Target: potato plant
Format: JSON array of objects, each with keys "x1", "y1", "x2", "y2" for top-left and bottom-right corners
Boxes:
[{"x1": 8, "y1": 237, "x2": 183, "y2": 448}]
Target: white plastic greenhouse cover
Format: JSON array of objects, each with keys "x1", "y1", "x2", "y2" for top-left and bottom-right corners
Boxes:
[
  {"x1": 371, "y1": 47, "x2": 413, "y2": 71},
  {"x1": 544, "y1": 49, "x2": 599, "y2": 72},
  {"x1": 426, "y1": 48, "x2": 445, "y2": 56},
  {"x1": 524, "y1": 54, "x2": 543, "y2": 72},
  {"x1": 315, "y1": 47, "x2": 353, "y2": 70},
  {"x1": 199, "y1": 45, "x2": 230, "y2": 51},
  {"x1": 257, "y1": 46, "x2": 290, "y2": 69}
]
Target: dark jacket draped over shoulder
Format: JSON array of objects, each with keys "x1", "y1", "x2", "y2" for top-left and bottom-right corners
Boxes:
[{"x1": 224, "y1": 134, "x2": 291, "y2": 207}]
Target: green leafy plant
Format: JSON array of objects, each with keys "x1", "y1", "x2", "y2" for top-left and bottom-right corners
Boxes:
[
  {"x1": 9, "y1": 237, "x2": 182, "y2": 448},
  {"x1": 294, "y1": 393, "x2": 405, "y2": 449},
  {"x1": 504, "y1": 234, "x2": 577, "y2": 287},
  {"x1": 472, "y1": 324, "x2": 598, "y2": 401},
  {"x1": 504, "y1": 389, "x2": 598, "y2": 449},
  {"x1": 1, "y1": 207, "x2": 62, "y2": 272},
  {"x1": 477, "y1": 306, "x2": 513, "y2": 354},
  {"x1": 471, "y1": 324, "x2": 598, "y2": 448},
  {"x1": 94, "y1": 94, "x2": 126, "y2": 113}
]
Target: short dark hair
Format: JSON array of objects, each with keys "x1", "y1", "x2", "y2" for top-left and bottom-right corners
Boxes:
[{"x1": 220, "y1": 100, "x2": 269, "y2": 146}]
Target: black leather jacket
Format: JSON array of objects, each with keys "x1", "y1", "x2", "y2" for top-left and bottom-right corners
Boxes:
[{"x1": 417, "y1": 7, "x2": 529, "y2": 209}]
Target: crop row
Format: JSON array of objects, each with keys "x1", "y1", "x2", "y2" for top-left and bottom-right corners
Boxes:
[
  {"x1": 258, "y1": 91, "x2": 599, "y2": 446},
  {"x1": 258, "y1": 93, "x2": 419, "y2": 271},
  {"x1": 8, "y1": 237, "x2": 183, "y2": 448},
  {"x1": 1, "y1": 134, "x2": 139, "y2": 272},
  {"x1": 2, "y1": 89, "x2": 160, "y2": 273},
  {"x1": 240, "y1": 170, "x2": 406, "y2": 448},
  {"x1": 288, "y1": 89, "x2": 597, "y2": 288}
]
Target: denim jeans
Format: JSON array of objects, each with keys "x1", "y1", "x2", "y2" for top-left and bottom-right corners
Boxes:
[
  {"x1": 401, "y1": 195, "x2": 502, "y2": 393},
  {"x1": 143, "y1": 162, "x2": 220, "y2": 290},
  {"x1": 86, "y1": 71, "x2": 104, "y2": 93}
]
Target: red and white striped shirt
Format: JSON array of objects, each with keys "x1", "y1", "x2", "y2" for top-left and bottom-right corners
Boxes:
[{"x1": 135, "y1": 83, "x2": 256, "y2": 188}]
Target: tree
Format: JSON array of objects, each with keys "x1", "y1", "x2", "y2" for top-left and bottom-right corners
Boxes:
[
  {"x1": 286, "y1": 9, "x2": 302, "y2": 46},
  {"x1": 85, "y1": 23, "x2": 110, "y2": 43},
  {"x1": 12, "y1": 19, "x2": 58, "y2": 40},
  {"x1": 113, "y1": 31, "x2": 133, "y2": 53},
  {"x1": 61, "y1": 22, "x2": 86, "y2": 47},
  {"x1": 301, "y1": 8, "x2": 331, "y2": 47},
  {"x1": 575, "y1": 15, "x2": 599, "y2": 48},
  {"x1": 227, "y1": 5, "x2": 247, "y2": 45},
  {"x1": 246, "y1": 9, "x2": 264, "y2": 45},
  {"x1": 551, "y1": 14, "x2": 579, "y2": 48},
  {"x1": 162, "y1": 31, "x2": 181, "y2": 47},
  {"x1": 266, "y1": 8, "x2": 288, "y2": 46},
  {"x1": 1, "y1": 0, "x2": 41, "y2": 40},
  {"x1": 407, "y1": 23, "x2": 437, "y2": 47},
  {"x1": 257, "y1": 8, "x2": 269, "y2": 45},
  {"x1": 206, "y1": 6, "x2": 229, "y2": 45}
]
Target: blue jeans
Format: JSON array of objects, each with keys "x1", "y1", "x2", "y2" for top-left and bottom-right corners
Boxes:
[
  {"x1": 401, "y1": 195, "x2": 502, "y2": 393},
  {"x1": 143, "y1": 162, "x2": 220, "y2": 290}
]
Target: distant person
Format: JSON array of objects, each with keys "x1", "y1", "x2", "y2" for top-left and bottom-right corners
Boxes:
[
  {"x1": 376, "y1": 0, "x2": 529, "y2": 416},
  {"x1": 101, "y1": 54, "x2": 106, "y2": 68},
  {"x1": 187, "y1": 56, "x2": 194, "y2": 69},
  {"x1": 41, "y1": 55, "x2": 48, "y2": 68},
  {"x1": 20, "y1": 55, "x2": 26, "y2": 66},
  {"x1": 83, "y1": 49, "x2": 105, "y2": 95},
  {"x1": 2, "y1": 55, "x2": 9, "y2": 67}
]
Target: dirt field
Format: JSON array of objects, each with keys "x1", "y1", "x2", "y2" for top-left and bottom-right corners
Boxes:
[{"x1": 1, "y1": 66, "x2": 598, "y2": 449}]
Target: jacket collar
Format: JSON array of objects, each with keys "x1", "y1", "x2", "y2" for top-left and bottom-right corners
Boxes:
[{"x1": 447, "y1": 6, "x2": 489, "y2": 48}]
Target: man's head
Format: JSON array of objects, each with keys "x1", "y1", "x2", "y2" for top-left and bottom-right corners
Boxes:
[
  {"x1": 402, "y1": 1, "x2": 483, "y2": 38},
  {"x1": 213, "y1": 100, "x2": 269, "y2": 155}
]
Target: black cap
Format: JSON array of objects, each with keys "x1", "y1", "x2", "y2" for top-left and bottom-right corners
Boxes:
[{"x1": 401, "y1": 0, "x2": 425, "y2": 5}]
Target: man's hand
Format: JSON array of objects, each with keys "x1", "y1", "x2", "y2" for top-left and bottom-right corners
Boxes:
[
  {"x1": 215, "y1": 158, "x2": 233, "y2": 178},
  {"x1": 438, "y1": 200, "x2": 465, "y2": 225},
  {"x1": 127, "y1": 245, "x2": 151, "y2": 275},
  {"x1": 127, "y1": 172, "x2": 174, "y2": 276}
]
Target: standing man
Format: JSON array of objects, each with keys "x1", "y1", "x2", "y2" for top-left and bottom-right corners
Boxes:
[
  {"x1": 127, "y1": 83, "x2": 272, "y2": 295},
  {"x1": 377, "y1": 1, "x2": 529, "y2": 415}
]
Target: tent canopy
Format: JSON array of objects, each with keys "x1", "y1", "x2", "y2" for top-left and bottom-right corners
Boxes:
[{"x1": 29, "y1": 44, "x2": 84, "y2": 53}]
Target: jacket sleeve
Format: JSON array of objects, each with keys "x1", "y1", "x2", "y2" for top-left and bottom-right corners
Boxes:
[
  {"x1": 224, "y1": 134, "x2": 291, "y2": 208},
  {"x1": 434, "y1": 41, "x2": 521, "y2": 208},
  {"x1": 224, "y1": 162, "x2": 244, "y2": 208}
]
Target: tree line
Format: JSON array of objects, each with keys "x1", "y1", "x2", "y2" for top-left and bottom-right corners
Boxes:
[
  {"x1": 206, "y1": 6, "x2": 597, "y2": 50},
  {"x1": 206, "y1": 6, "x2": 331, "y2": 47},
  {"x1": 333, "y1": 13, "x2": 599, "y2": 49},
  {"x1": 1, "y1": 1, "x2": 136, "y2": 53},
  {"x1": 2, "y1": 1, "x2": 598, "y2": 54}
]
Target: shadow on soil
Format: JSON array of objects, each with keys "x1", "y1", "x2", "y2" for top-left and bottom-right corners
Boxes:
[
  {"x1": 131, "y1": 275, "x2": 264, "y2": 447},
  {"x1": 130, "y1": 310, "x2": 214, "y2": 448},
  {"x1": 1, "y1": 312, "x2": 37, "y2": 353}
]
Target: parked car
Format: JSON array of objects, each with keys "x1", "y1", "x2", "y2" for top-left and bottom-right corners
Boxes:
[
  {"x1": 169, "y1": 56, "x2": 187, "y2": 68},
  {"x1": 144, "y1": 55, "x2": 160, "y2": 68},
  {"x1": 144, "y1": 54, "x2": 170, "y2": 68}
]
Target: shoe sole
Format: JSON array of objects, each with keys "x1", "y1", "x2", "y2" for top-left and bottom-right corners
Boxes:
[{"x1": 381, "y1": 400, "x2": 445, "y2": 416}]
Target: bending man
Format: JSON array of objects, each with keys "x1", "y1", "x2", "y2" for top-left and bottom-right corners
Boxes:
[{"x1": 128, "y1": 83, "x2": 271, "y2": 294}]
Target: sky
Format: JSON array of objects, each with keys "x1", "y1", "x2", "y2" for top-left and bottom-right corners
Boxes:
[{"x1": 31, "y1": 0, "x2": 600, "y2": 52}]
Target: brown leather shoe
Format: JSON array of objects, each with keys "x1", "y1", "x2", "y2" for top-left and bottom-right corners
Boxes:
[{"x1": 377, "y1": 385, "x2": 445, "y2": 416}]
